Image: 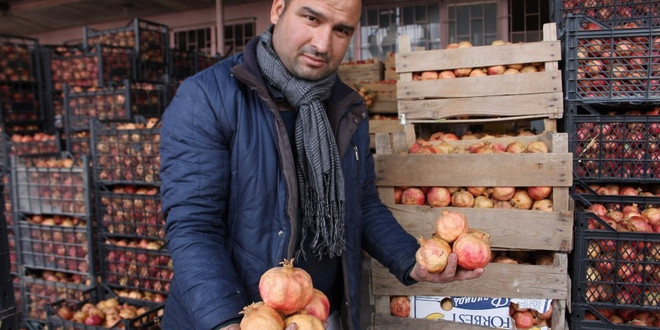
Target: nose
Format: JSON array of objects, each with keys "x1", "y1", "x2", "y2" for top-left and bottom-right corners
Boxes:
[{"x1": 310, "y1": 26, "x2": 332, "y2": 55}]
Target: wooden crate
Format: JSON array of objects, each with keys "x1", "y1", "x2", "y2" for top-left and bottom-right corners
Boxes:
[
  {"x1": 363, "y1": 82, "x2": 398, "y2": 114},
  {"x1": 395, "y1": 23, "x2": 562, "y2": 126},
  {"x1": 384, "y1": 52, "x2": 398, "y2": 81},
  {"x1": 339, "y1": 61, "x2": 383, "y2": 84},
  {"x1": 368, "y1": 120, "x2": 411, "y2": 151},
  {"x1": 369, "y1": 131, "x2": 573, "y2": 329}
]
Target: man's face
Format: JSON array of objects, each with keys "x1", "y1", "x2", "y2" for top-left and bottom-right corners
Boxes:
[{"x1": 270, "y1": 0, "x2": 361, "y2": 81}]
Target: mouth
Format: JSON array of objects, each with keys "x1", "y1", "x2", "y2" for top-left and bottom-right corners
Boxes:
[{"x1": 301, "y1": 53, "x2": 327, "y2": 67}]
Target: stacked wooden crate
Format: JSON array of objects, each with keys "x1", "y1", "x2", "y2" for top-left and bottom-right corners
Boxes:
[{"x1": 369, "y1": 23, "x2": 573, "y2": 330}]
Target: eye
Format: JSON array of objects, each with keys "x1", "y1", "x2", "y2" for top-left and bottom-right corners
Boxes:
[
  {"x1": 335, "y1": 27, "x2": 351, "y2": 37},
  {"x1": 305, "y1": 15, "x2": 318, "y2": 22}
]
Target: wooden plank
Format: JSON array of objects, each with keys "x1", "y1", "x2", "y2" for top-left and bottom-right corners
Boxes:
[
  {"x1": 370, "y1": 255, "x2": 569, "y2": 299},
  {"x1": 386, "y1": 204, "x2": 573, "y2": 251},
  {"x1": 369, "y1": 120, "x2": 404, "y2": 134},
  {"x1": 372, "y1": 314, "x2": 496, "y2": 330},
  {"x1": 397, "y1": 35, "x2": 413, "y2": 82},
  {"x1": 397, "y1": 71, "x2": 562, "y2": 99},
  {"x1": 398, "y1": 92, "x2": 563, "y2": 120},
  {"x1": 374, "y1": 153, "x2": 573, "y2": 187},
  {"x1": 543, "y1": 23, "x2": 559, "y2": 72},
  {"x1": 396, "y1": 41, "x2": 560, "y2": 74}
]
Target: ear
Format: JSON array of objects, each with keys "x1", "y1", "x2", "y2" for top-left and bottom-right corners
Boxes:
[{"x1": 270, "y1": 0, "x2": 285, "y2": 24}]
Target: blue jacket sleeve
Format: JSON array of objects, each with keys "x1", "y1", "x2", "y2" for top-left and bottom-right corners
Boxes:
[
  {"x1": 160, "y1": 78, "x2": 246, "y2": 329},
  {"x1": 356, "y1": 122, "x2": 419, "y2": 284}
]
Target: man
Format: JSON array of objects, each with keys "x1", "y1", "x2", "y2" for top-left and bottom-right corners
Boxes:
[{"x1": 159, "y1": 0, "x2": 483, "y2": 329}]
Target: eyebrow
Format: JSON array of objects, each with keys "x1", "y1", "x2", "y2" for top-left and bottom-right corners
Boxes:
[{"x1": 300, "y1": 5, "x2": 356, "y2": 34}]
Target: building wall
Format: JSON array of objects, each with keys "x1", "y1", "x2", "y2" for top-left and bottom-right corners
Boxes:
[{"x1": 30, "y1": 1, "x2": 273, "y2": 47}]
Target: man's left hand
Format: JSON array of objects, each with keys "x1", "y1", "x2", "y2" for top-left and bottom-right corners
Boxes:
[{"x1": 409, "y1": 253, "x2": 484, "y2": 283}]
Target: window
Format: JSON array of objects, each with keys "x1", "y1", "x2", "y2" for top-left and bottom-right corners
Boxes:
[
  {"x1": 359, "y1": 3, "x2": 440, "y2": 61},
  {"x1": 448, "y1": 2, "x2": 498, "y2": 46},
  {"x1": 509, "y1": 0, "x2": 550, "y2": 42},
  {"x1": 174, "y1": 27, "x2": 214, "y2": 55},
  {"x1": 224, "y1": 20, "x2": 256, "y2": 56}
]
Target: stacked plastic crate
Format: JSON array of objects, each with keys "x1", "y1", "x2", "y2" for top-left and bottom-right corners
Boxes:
[
  {"x1": 10, "y1": 155, "x2": 96, "y2": 329},
  {"x1": 0, "y1": 183, "x2": 18, "y2": 330},
  {"x1": 558, "y1": 3, "x2": 660, "y2": 327},
  {"x1": 41, "y1": 43, "x2": 135, "y2": 155},
  {"x1": 91, "y1": 119, "x2": 169, "y2": 303},
  {"x1": 84, "y1": 18, "x2": 170, "y2": 86}
]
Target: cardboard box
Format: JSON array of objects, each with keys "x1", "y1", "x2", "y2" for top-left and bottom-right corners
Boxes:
[
  {"x1": 409, "y1": 296, "x2": 552, "y2": 329},
  {"x1": 409, "y1": 296, "x2": 512, "y2": 329}
]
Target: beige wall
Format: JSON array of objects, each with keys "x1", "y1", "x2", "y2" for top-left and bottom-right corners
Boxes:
[{"x1": 30, "y1": 1, "x2": 273, "y2": 47}]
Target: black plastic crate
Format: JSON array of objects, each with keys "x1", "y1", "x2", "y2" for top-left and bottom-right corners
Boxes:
[
  {"x1": 83, "y1": 18, "x2": 169, "y2": 65},
  {"x1": 564, "y1": 15, "x2": 660, "y2": 103},
  {"x1": 20, "y1": 269, "x2": 92, "y2": 324},
  {"x1": 572, "y1": 303, "x2": 660, "y2": 328},
  {"x1": 47, "y1": 285, "x2": 163, "y2": 330},
  {"x1": 7, "y1": 231, "x2": 16, "y2": 276},
  {"x1": 169, "y1": 49, "x2": 195, "y2": 82},
  {"x1": 552, "y1": 0, "x2": 660, "y2": 31},
  {"x1": 11, "y1": 155, "x2": 91, "y2": 217},
  {"x1": 0, "y1": 132, "x2": 61, "y2": 170},
  {"x1": 571, "y1": 193, "x2": 660, "y2": 313},
  {"x1": 0, "y1": 312, "x2": 18, "y2": 330},
  {"x1": 0, "y1": 81, "x2": 44, "y2": 126},
  {"x1": 134, "y1": 59, "x2": 169, "y2": 85},
  {"x1": 43, "y1": 44, "x2": 134, "y2": 92},
  {"x1": 65, "y1": 130, "x2": 92, "y2": 157},
  {"x1": 64, "y1": 81, "x2": 164, "y2": 132},
  {"x1": 566, "y1": 103, "x2": 660, "y2": 183},
  {"x1": 97, "y1": 185, "x2": 163, "y2": 240},
  {"x1": 91, "y1": 120, "x2": 161, "y2": 185},
  {"x1": 196, "y1": 53, "x2": 219, "y2": 72},
  {"x1": 100, "y1": 239, "x2": 171, "y2": 295},
  {"x1": 17, "y1": 217, "x2": 95, "y2": 275},
  {"x1": 0, "y1": 35, "x2": 40, "y2": 83}
]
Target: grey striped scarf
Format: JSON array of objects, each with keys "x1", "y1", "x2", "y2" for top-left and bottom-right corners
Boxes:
[{"x1": 256, "y1": 29, "x2": 346, "y2": 259}]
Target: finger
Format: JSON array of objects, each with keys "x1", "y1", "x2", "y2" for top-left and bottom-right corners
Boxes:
[
  {"x1": 454, "y1": 267, "x2": 484, "y2": 280},
  {"x1": 440, "y1": 254, "x2": 458, "y2": 278}
]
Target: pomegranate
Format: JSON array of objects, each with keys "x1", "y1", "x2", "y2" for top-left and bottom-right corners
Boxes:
[
  {"x1": 452, "y1": 229, "x2": 491, "y2": 270},
  {"x1": 642, "y1": 207, "x2": 660, "y2": 226},
  {"x1": 505, "y1": 141, "x2": 526, "y2": 153},
  {"x1": 510, "y1": 189, "x2": 533, "y2": 210},
  {"x1": 426, "y1": 187, "x2": 451, "y2": 207},
  {"x1": 401, "y1": 187, "x2": 425, "y2": 205},
  {"x1": 466, "y1": 186, "x2": 487, "y2": 197},
  {"x1": 493, "y1": 200, "x2": 513, "y2": 209},
  {"x1": 490, "y1": 186, "x2": 515, "y2": 201},
  {"x1": 532, "y1": 199, "x2": 554, "y2": 212},
  {"x1": 626, "y1": 216, "x2": 653, "y2": 232},
  {"x1": 394, "y1": 187, "x2": 403, "y2": 204},
  {"x1": 473, "y1": 196, "x2": 494, "y2": 208},
  {"x1": 434, "y1": 210, "x2": 469, "y2": 243},
  {"x1": 239, "y1": 302, "x2": 285, "y2": 330},
  {"x1": 259, "y1": 259, "x2": 314, "y2": 315},
  {"x1": 527, "y1": 186, "x2": 552, "y2": 201},
  {"x1": 451, "y1": 190, "x2": 474, "y2": 207},
  {"x1": 526, "y1": 141, "x2": 548, "y2": 153},
  {"x1": 512, "y1": 310, "x2": 534, "y2": 329},
  {"x1": 303, "y1": 289, "x2": 330, "y2": 322},
  {"x1": 415, "y1": 236, "x2": 452, "y2": 273},
  {"x1": 390, "y1": 296, "x2": 410, "y2": 317},
  {"x1": 587, "y1": 203, "x2": 607, "y2": 218},
  {"x1": 284, "y1": 312, "x2": 324, "y2": 330}
]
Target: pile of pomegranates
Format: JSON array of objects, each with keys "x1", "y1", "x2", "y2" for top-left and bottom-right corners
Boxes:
[
  {"x1": 416, "y1": 210, "x2": 492, "y2": 274},
  {"x1": 509, "y1": 302, "x2": 553, "y2": 329},
  {"x1": 397, "y1": 185, "x2": 554, "y2": 212},
  {"x1": 55, "y1": 296, "x2": 162, "y2": 328},
  {"x1": 586, "y1": 202, "x2": 660, "y2": 232},
  {"x1": 240, "y1": 259, "x2": 330, "y2": 329}
]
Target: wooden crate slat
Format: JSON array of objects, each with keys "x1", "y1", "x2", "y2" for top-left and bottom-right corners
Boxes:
[
  {"x1": 369, "y1": 120, "x2": 405, "y2": 134},
  {"x1": 397, "y1": 71, "x2": 561, "y2": 99},
  {"x1": 398, "y1": 92, "x2": 563, "y2": 120},
  {"x1": 372, "y1": 313, "x2": 496, "y2": 330},
  {"x1": 396, "y1": 41, "x2": 560, "y2": 74},
  {"x1": 374, "y1": 153, "x2": 573, "y2": 187},
  {"x1": 385, "y1": 204, "x2": 572, "y2": 251},
  {"x1": 370, "y1": 255, "x2": 569, "y2": 299}
]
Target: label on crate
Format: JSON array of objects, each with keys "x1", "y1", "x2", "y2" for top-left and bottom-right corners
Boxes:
[{"x1": 409, "y1": 296, "x2": 512, "y2": 329}]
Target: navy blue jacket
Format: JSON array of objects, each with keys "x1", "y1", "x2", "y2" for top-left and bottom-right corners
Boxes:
[{"x1": 159, "y1": 36, "x2": 419, "y2": 330}]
